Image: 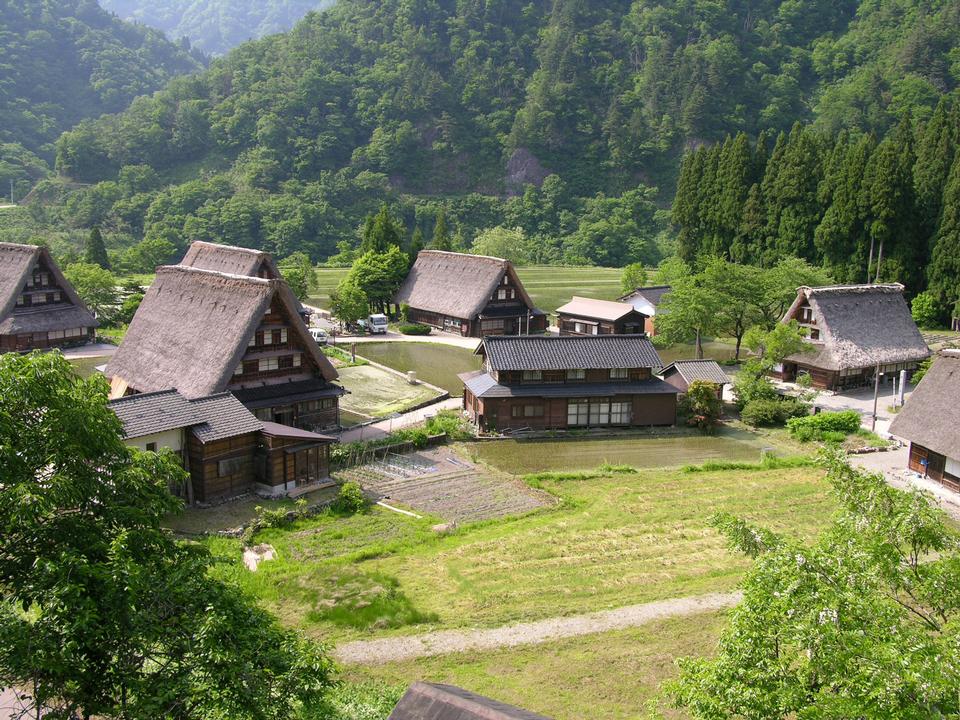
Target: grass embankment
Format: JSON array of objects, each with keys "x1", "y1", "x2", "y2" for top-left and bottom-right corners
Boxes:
[{"x1": 210, "y1": 462, "x2": 832, "y2": 644}]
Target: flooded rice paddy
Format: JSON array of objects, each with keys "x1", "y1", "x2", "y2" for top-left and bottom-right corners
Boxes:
[
  {"x1": 354, "y1": 342, "x2": 481, "y2": 395},
  {"x1": 472, "y1": 433, "x2": 764, "y2": 474}
]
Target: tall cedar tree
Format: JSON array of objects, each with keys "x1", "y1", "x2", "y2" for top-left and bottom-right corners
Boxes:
[
  {"x1": 914, "y1": 97, "x2": 958, "y2": 238},
  {"x1": 928, "y1": 154, "x2": 960, "y2": 316},
  {"x1": 84, "y1": 226, "x2": 111, "y2": 270},
  {"x1": 359, "y1": 205, "x2": 403, "y2": 254},
  {"x1": 431, "y1": 209, "x2": 451, "y2": 251},
  {"x1": 765, "y1": 124, "x2": 822, "y2": 264}
]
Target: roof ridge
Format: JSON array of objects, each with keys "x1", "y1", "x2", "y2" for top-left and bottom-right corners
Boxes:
[
  {"x1": 418, "y1": 249, "x2": 507, "y2": 265},
  {"x1": 110, "y1": 388, "x2": 182, "y2": 404},
  {"x1": 157, "y1": 264, "x2": 276, "y2": 285},
  {"x1": 802, "y1": 283, "x2": 904, "y2": 293},
  {"x1": 189, "y1": 240, "x2": 265, "y2": 257}
]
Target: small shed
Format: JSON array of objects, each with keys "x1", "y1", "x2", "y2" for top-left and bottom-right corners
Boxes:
[
  {"x1": 555, "y1": 296, "x2": 646, "y2": 336},
  {"x1": 618, "y1": 285, "x2": 671, "y2": 337},
  {"x1": 659, "y1": 359, "x2": 729, "y2": 398},
  {"x1": 388, "y1": 683, "x2": 553, "y2": 720}
]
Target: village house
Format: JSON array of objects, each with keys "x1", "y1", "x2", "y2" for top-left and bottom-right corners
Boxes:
[
  {"x1": 618, "y1": 285, "x2": 670, "y2": 337},
  {"x1": 393, "y1": 250, "x2": 547, "y2": 337},
  {"x1": 555, "y1": 296, "x2": 647, "y2": 336},
  {"x1": 105, "y1": 264, "x2": 343, "y2": 431},
  {"x1": 389, "y1": 683, "x2": 552, "y2": 720},
  {"x1": 889, "y1": 350, "x2": 960, "y2": 493},
  {"x1": 110, "y1": 389, "x2": 335, "y2": 504},
  {"x1": 659, "y1": 359, "x2": 729, "y2": 398},
  {"x1": 776, "y1": 284, "x2": 930, "y2": 391},
  {"x1": 0, "y1": 242, "x2": 97, "y2": 352},
  {"x1": 459, "y1": 335, "x2": 676, "y2": 432}
]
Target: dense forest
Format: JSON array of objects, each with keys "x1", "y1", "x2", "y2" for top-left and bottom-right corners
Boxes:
[
  {"x1": 100, "y1": 0, "x2": 334, "y2": 55},
  {"x1": 5, "y1": 0, "x2": 960, "y2": 276}
]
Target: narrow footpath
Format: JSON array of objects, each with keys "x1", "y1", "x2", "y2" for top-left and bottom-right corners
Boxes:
[
  {"x1": 334, "y1": 591, "x2": 742, "y2": 665},
  {"x1": 338, "y1": 397, "x2": 463, "y2": 443}
]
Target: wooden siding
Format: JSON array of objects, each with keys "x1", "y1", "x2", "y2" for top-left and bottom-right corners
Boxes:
[
  {"x1": 186, "y1": 432, "x2": 260, "y2": 504},
  {"x1": 465, "y1": 392, "x2": 675, "y2": 432},
  {"x1": 557, "y1": 311, "x2": 646, "y2": 337},
  {"x1": 0, "y1": 328, "x2": 95, "y2": 352},
  {"x1": 908, "y1": 443, "x2": 960, "y2": 492}
]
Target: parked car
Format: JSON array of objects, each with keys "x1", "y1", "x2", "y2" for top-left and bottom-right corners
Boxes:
[
  {"x1": 309, "y1": 327, "x2": 327, "y2": 345},
  {"x1": 368, "y1": 313, "x2": 389, "y2": 334}
]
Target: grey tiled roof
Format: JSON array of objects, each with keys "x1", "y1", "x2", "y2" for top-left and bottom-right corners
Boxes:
[
  {"x1": 110, "y1": 390, "x2": 203, "y2": 439},
  {"x1": 388, "y1": 683, "x2": 552, "y2": 720},
  {"x1": 461, "y1": 371, "x2": 677, "y2": 399},
  {"x1": 482, "y1": 335, "x2": 663, "y2": 372},
  {"x1": 619, "y1": 285, "x2": 671, "y2": 306},
  {"x1": 660, "y1": 360, "x2": 730, "y2": 385},
  {"x1": 188, "y1": 393, "x2": 264, "y2": 442}
]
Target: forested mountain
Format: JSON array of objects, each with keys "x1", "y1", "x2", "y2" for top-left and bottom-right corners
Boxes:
[
  {"x1": 0, "y1": 0, "x2": 204, "y2": 195},
  {"x1": 18, "y1": 0, "x2": 960, "y2": 271},
  {"x1": 99, "y1": 0, "x2": 335, "y2": 55}
]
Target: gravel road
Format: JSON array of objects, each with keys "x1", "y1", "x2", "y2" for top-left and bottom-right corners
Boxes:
[{"x1": 334, "y1": 591, "x2": 742, "y2": 665}]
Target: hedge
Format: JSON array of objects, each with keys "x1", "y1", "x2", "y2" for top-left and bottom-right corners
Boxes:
[
  {"x1": 399, "y1": 324, "x2": 431, "y2": 336},
  {"x1": 787, "y1": 410, "x2": 862, "y2": 442}
]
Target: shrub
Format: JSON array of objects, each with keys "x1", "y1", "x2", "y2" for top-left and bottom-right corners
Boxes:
[
  {"x1": 332, "y1": 482, "x2": 368, "y2": 514},
  {"x1": 732, "y1": 362, "x2": 779, "y2": 410},
  {"x1": 741, "y1": 397, "x2": 809, "y2": 427},
  {"x1": 786, "y1": 410, "x2": 861, "y2": 441},
  {"x1": 399, "y1": 323, "x2": 431, "y2": 336},
  {"x1": 679, "y1": 380, "x2": 723, "y2": 431}
]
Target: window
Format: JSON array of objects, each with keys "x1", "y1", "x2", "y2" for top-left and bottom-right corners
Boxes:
[
  {"x1": 609, "y1": 368, "x2": 629, "y2": 380},
  {"x1": 234, "y1": 364, "x2": 244, "y2": 376},
  {"x1": 293, "y1": 353, "x2": 301, "y2": 367},
  {"x1": 248, "y1": 334, "x2": 257, "y2": 348},
  {"x1": 51, "y1": 291, "x2": 60, "y2": 302},
  {"x1": 15, "y1": 295, "x2": 24, "y2": 306},
  {"x1": 567, "y1": 399, "x2": 589, "y2": 426},
  {"x1": 610, "y1": 402, "x2": 632, "y2": 425},
  {"x1": 33, "y1": 294, "x2": 47, "y2": 305},
  {"x1": 481, "y1": 319, "x2": 504, "y2": 331},
  {"x1": 512, "y1": 405, "x2": 544, "y2": 418},
  {"x1": 218, "y1": 456, "x2": 246, "y2": 477},
  {"x1": 566, "y1": 369, "x2": 585, "y2": 381},
  {"x1": 497, "y1": 288, "x2": 514, "y2": 300},
  {"x1": 145, "y1": 442, "x2": 157, "y2": 452},
  {"x1": 259, "y1": 357, "x2": 280, "y2": 372},
  {"x1": 809, "y1": 329, "x2": 820, "y2": 340},
  {"x1": 589, "y1": 400, "x2": 610, "y2": 425},
  {"x1": 521, "y1": 370, "x2": 542, "y2": 381},
  {"x1": 254, "y1": 408, "x2": 272, "y2": 421}
]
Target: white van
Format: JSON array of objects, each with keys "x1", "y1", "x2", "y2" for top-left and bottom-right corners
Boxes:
[
  {"x1": 367, "y1": 313, "x2": 389, "y2": 334},
  {"x1": 309, "y1": 327, "x2": 327, "y2": 345}
]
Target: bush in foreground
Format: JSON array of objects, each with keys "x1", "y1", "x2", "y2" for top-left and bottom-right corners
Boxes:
[
  {"x1": 740, "y1": 397, "x2": 808, "y2": 427},
  {"x1": 332, "y1": 481, "x2": 368, "y2": 514},
  {"x1": 787, "y1": 410, "x2": 862, "y2": 442}
]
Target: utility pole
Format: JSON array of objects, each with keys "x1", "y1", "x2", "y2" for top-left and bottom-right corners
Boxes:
[
  {"x1": 874, "y1": 240, "x2": 884, "y2": 283},
  {"x1": 9, "y1": 180, "x2": 13, "y2": 204},
  {"x1": 871, "y1": 362, "x2": 881, "y2": 432}
]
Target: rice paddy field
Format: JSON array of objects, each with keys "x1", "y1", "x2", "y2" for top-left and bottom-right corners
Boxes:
[{"x1": 354, "y1": 342, "x2": 481, "y2": 395}]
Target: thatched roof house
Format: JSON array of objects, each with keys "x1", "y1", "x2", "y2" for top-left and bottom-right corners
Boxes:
[
  {"x1": 460, "y1": 335, "x2": 676, "y2": 431},
  {"x1": 394, "y1": 250, "x2": 546, "y2": 337},
  {"x1": 106, "y1": 265, "x2": 342, "y2": 431},
  {"x1": 889, "y1": 350, "x2": 960, "y2": 492},
  {"x1": 0, "y1": 242, "x2": 97, "y2": 352},
  {"x1": 555, "y1": 296, "x2": 647, "y2": 336},
  {"x1": 388, "y1": 683, "x2": 552, "y2": 720},
  {"x1": 777, "y1": 284, "x2": 929, "y2": 391}
]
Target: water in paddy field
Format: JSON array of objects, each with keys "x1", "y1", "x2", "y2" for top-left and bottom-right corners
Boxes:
[
  {"x1": 473, "y1": 434, "x2": 764, "y2": 474},
  {"x1": 353, "y1": 342, "x2": 482, "y2": 395},
  {"x1": 69, "y1": 356, "x2": 111, "y2": 379}
]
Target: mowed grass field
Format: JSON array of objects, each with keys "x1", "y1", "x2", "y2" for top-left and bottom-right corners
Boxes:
[
  {"x1": 212, "y1": 462, "x2": 831, "y2": 646},
  {"x1": 308, "y1": 264, "x2": 627, "y2": 313}
]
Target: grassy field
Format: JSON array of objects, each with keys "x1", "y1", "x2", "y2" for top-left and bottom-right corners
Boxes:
[
  {"x1": 338, "y1": 364, "x2": 442, "y2": 418},
  {"x1": 213, "y1": 460, "x2": 831, "y2": 645},
  {"x1": 354, "y1": 342, "x2": 482, "y2": 395},
  {"x1": 309, "y1": 266, "x2": 351, "y2": 308},
  {"x1": 346, "y1": 611, "x2": 729, "y2": 720}
]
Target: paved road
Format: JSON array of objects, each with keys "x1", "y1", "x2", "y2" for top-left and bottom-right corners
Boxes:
[
  {"x1": 304, "y1": 304, "x2": 482, "y2": 350},
  {"x1": 334, "y1": 591, "x2": 742, "y2": 665},
  {"x1": 338, "y1": 397, "x2": 463, "y2": 443},
  {"x1": 60, "y1": 342, "x2": 118, "y2": 359}
]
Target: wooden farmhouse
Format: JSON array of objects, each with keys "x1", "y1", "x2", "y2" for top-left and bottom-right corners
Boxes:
[
  {"x1": 555, "y1": 296, "x2": 647, "y2": 336},
  {"x1": 388, "y1": 682, "x2": 552, "y2": 720},
  {"x1": 776, "y1": 284, "x2": 930, "y2": 391},
  {"x1": 459, "y1": 335, "x2": 677, "y2": 432},
  {"x1": 659, "y1": 359, "x2": 729, "y2": 398},
  {"x1": 394, "y1": 250, "x2": 547, "y2": 337},
  {"x1": 889, "y1": 350, "x2": 960, "y2": 492},
  {"x1": 110, "y1": 389, "x2": 335, "y2": 503},
  {"x1": 105, "y1": 264, "x2": 343, "y2": 431},
  {"x1": 180, "y1": 240, "x2": 312, "y2": 322},
  {"x1": 618, "y1": 285, "x2": 670, "y2": 337},
  {"x1": 0, "y1": 242, "x2": 97, "y2": 352}
]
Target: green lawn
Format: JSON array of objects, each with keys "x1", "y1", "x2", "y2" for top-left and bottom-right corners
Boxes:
[
  {"x1": 346, "y1": 611, "x2": 729, "y2": 720},
  {"x1": 337, "y1": 364, "x2": 442, "y2": 418},
  {"x1": 354, "y1": 342, "x2": 482, "y2": 395},
  {"x1": 213, "y1": 461, "x2": 831, "y2": 644},
  {"x1": 308, "y1": 266, "x2": 350, "y2": 308}
]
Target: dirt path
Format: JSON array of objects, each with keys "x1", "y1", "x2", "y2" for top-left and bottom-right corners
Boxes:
[
  {"x1": 338, "y1": 397, "x2": 463, "y2": 443},
  {"x1": 334, "y1": 591, "x2": 742, "y2": 665}
]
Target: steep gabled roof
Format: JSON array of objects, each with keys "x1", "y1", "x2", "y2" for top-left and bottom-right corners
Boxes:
[
  {"x1": 394, "y1": 250, "x2": 538, "y2": 320},
  {"x1": 0, "y1": 242, "x2": 97, "y2": 333},
  {"x1": 180, "y1": 240, "x2": 278, "y2": 277},
  {"x1": 556, "y1": 296, "x2": 642, "y2": 322},
  {"x1": 781, "y1": 284, "x2": 929, "y2": 371},
  {"x1": 889, "y1": 351, "x2": 960, "y2": 459},
  {"x1": 105, "y1": 266, "x2": 336, "y2": 398},
  {"x1": 481, "y1": 335, "x2": 663, "y2": 372},
  {"x1": 660, "y1": 359, "x2": 730, "y2": 385},
  {"x1": 388, "y1": 683, "x2": 552, "y2": 720}
]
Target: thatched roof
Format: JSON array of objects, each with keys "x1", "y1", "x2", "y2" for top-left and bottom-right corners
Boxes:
[
  {"x1": 660, "y1": 360, "x2": 730, "y2": 386},
  {"x1": 782, "y1": 284, "x2": 929, "y2": 371},
  {"x1": 394, "y1": 251, "x2": 538, "y2": 320},
  {"x1": 388, "y1": 683, "x2": 552, "y2": 720},
  {"x1": 180, "y1": 240, "x2": 278, "y2": 278},
  {"x1": 105, "y1": 266, "x2": 336, "y2": 398},
  {"x1": 481, "y1": 335, "x2": 663, "y2": 371},
  {"x1": 889, "y1": 351, "x2": 960, "y2": 458},
  {"x1": 556, "y1": 296, "x2": 641, "y2": 322},
  {"x1": 0, "y1": 242, "x2": 97, "y2": 334}
]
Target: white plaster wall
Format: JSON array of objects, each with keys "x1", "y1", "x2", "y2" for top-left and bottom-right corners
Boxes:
[
  {"x1": 946, "y1": 456, "x2": 960, "y2": 478},
  {"x1": 125, "y1": 429, "x2": 184, "y2": 452}
]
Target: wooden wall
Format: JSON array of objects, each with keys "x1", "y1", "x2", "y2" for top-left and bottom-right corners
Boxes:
[
  {"x1": 186, "y1": 432, "x2": 260, "y2": 504},
  {"x1": 471, "y1": 393, "x2": 676, "y2": 432}
]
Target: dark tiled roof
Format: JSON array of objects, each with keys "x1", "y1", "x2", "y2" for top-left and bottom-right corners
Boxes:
[
  {"x1": 660, "y1": 360, "x2": 730, "y2": 386},
  {"x1": 388, "y1": 683, "x2": 552, "y2": 720},
  {"x1": 889, "y1": 350, "x2": 960, "y2": 458},
  {"x1": 482, "y1": 335, "x2": 662, "y2": 372},
  {"x1": 232, "y1": 378, "x2": 345, "y2": 409},
  {"x1": 461, "y1": 372, "x2": 677, "y2": 399},
  {"x1": 261, "y1": 421, "x2": 336, "y2": 442},
  {"x1": 189, "y1": 393, "x2": 264, "y2": 442},
  {"x1": 109, "y1": 390, "x2": 203, "y2": 438},
  {"x1": 619, "y1": 285, "x2": 671, "y2": 306}
]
